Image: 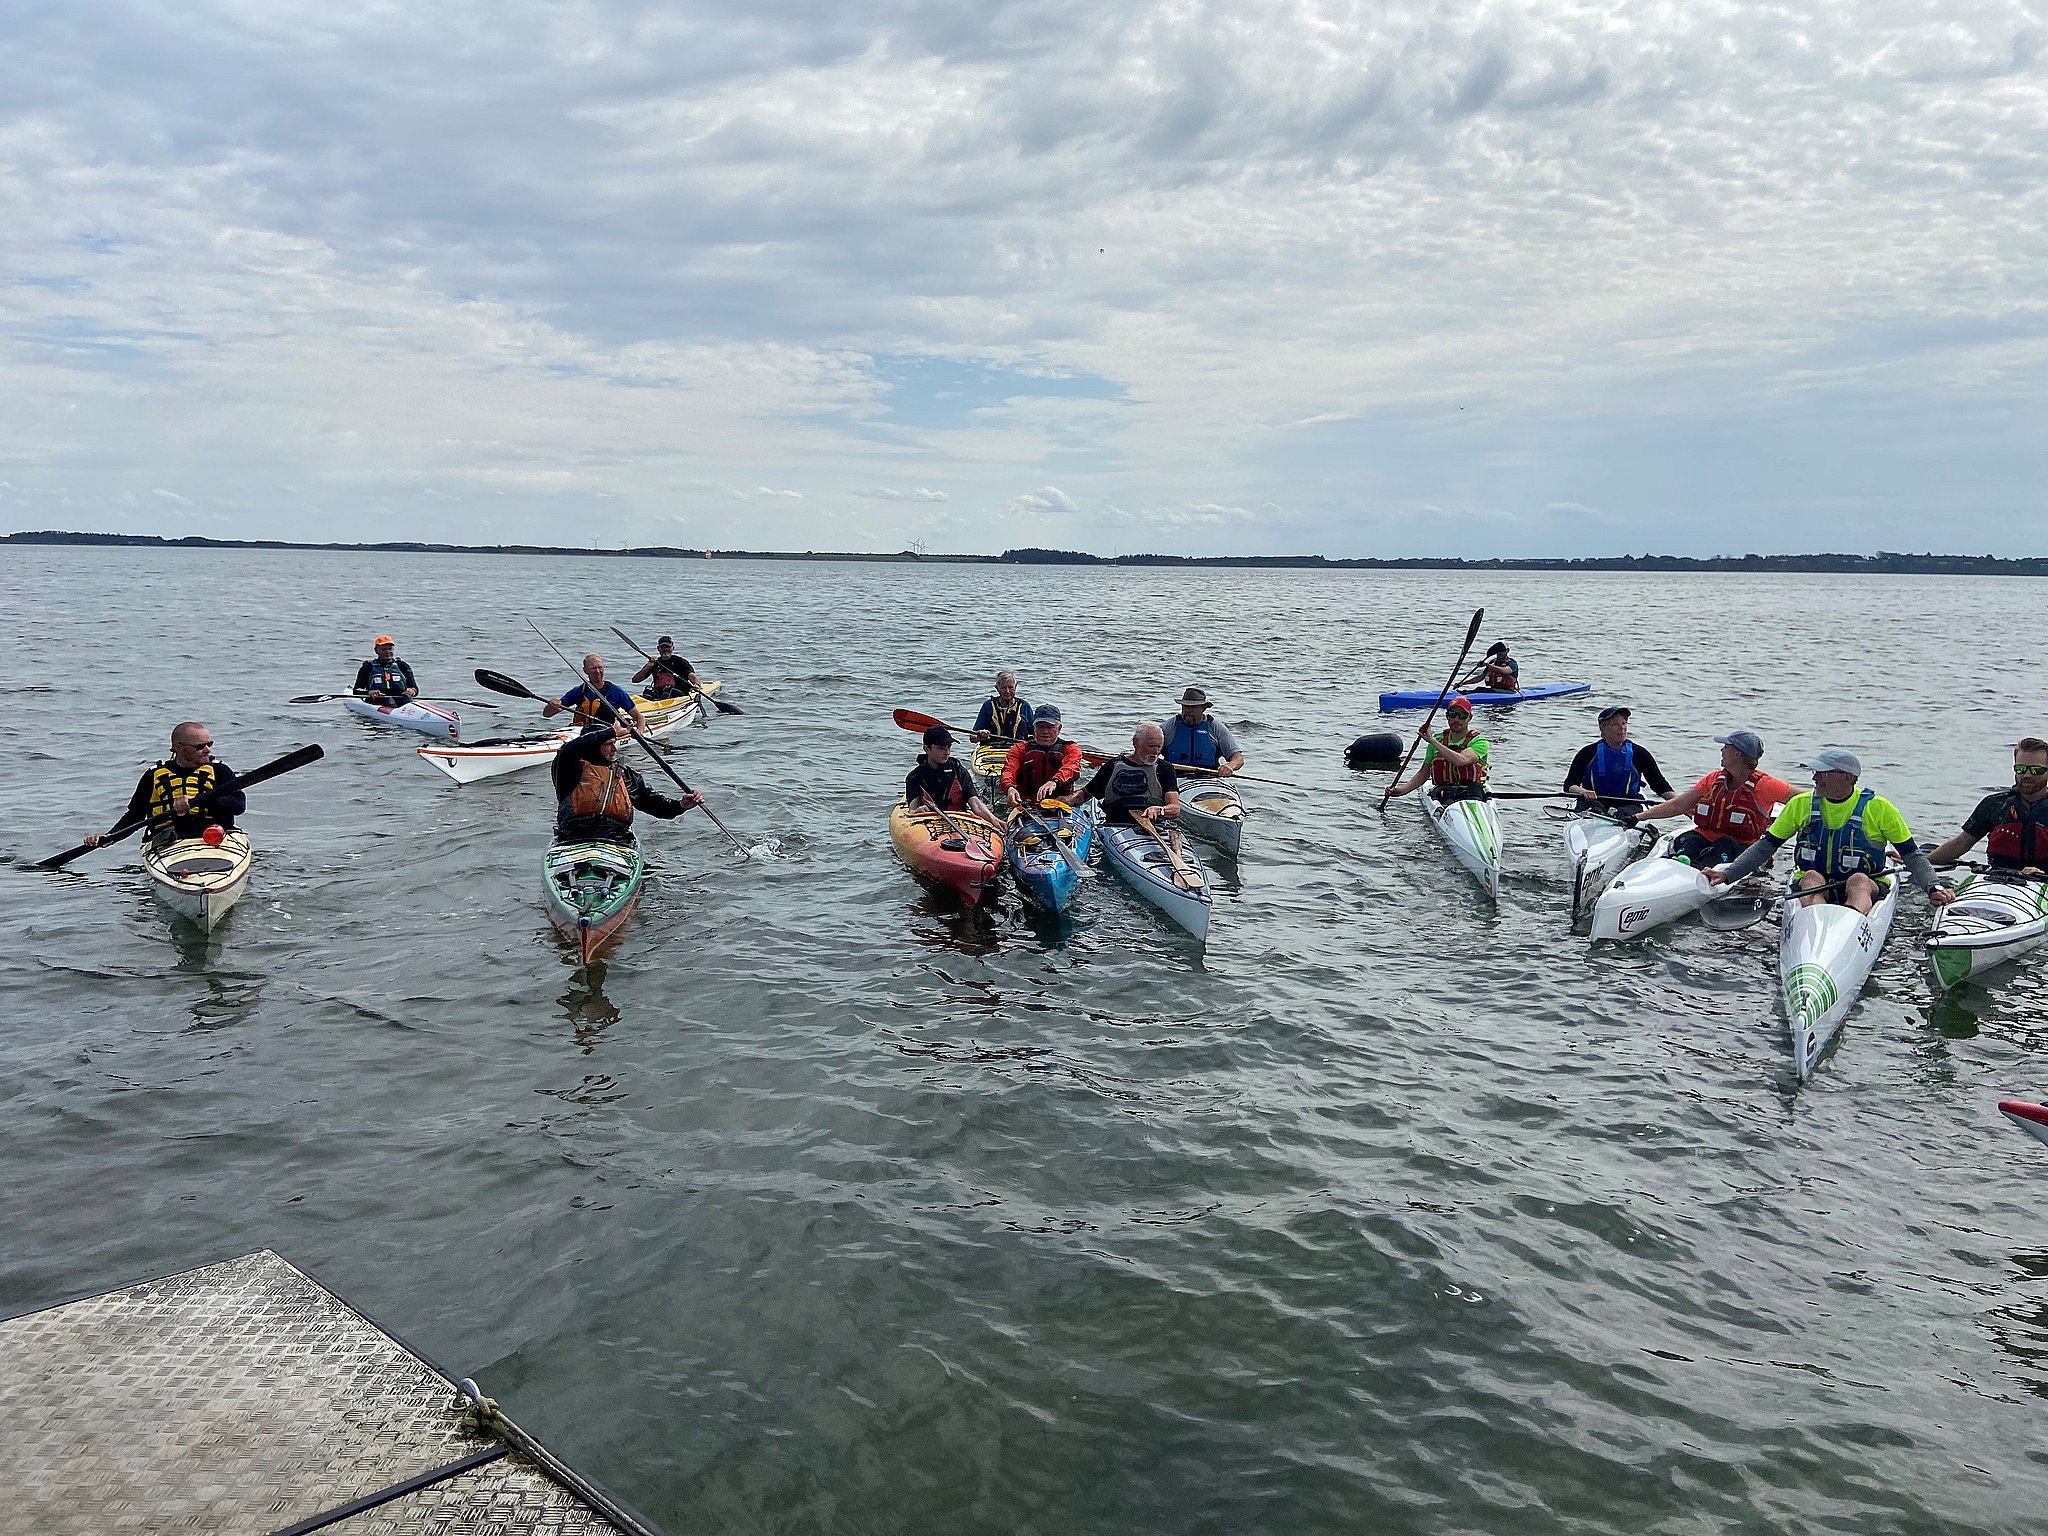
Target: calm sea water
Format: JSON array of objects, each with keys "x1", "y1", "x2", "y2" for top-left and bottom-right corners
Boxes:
[{"x1": 2, "y1": 547, "x2": 2045, "y2": 1534}]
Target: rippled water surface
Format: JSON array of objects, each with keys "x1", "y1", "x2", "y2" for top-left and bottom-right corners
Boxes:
[{"x1": 3, "y1": 548, "x2": 2046, "y2": 1534}]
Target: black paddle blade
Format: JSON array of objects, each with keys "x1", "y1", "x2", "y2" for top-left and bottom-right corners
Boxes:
[
  {"x1": 1463, "y1": 607, "x2": 1485, "y2": 647},
  {"x1": 475, "y1": 668, "x2": 541, "y2": 701},
  {"x1": 287, "y1": 693, "x2": 339, "y2": 704},
  {"x1": 1700, "y1": 895, "x2": 1773, "y2": 931},
  {"x1": 709, "y1": 695, "x2": 743, "y2": 715},
  {"x1": 608, "y1": 624, "x2": 653, "y2": 660},
  {"x1": 35, "y1": 742, "x2": 325, "y2": 870}
]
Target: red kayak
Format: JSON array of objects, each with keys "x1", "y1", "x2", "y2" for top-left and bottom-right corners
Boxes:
[
  {"x1": 890, "y1": 801, "x2": 1004, "y2": 906},
  {"x1": 1999, "y1": 1100, "x2": 2048, "y2": 1150}
]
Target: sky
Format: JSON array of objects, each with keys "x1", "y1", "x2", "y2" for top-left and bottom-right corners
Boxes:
[{"x1": 3, "y1": 1, "x2": 2045, "y2": 559}]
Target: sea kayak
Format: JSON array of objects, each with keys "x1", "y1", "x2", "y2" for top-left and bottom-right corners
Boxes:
[
  {"x1": 342, "y1": 697, "x2": 459, "y2": 741},
  {"x1": 418, "y1": 683, "x2": 717, "y2": 783},
  {"x1": 1564, "y1": 810, "x2": 1652, "y2": 920},
  {"x1": 1004, "y1": 800, "x2": 1095, "y2": 915},
  {"x1": 1178, "y1": 779, "x2": 1246, "y2": 854},
  {"x1": 543, "y1": 839, "x2": 645, "y2": 965},
  {"x1": 1783, "y1": 874, "x2": 1899, "y2": 1080},
  {"x1": 1926, "y1": 871, "x2": 2048, "y2": 993},
  {"x1": 1379, "y1": 681, "x2": 1591, "y2": 712},
  {"x1": 1424, "y1": 789, "x2": 1500, "y2": 898},
  {"x1": 1998, "y1": 1100, "x2": 2048, "y2": 1150},
  {"x1": 971, "y1": 742, "x2": 1010, "y2": 801},
  {"x1": 143, "y1": 830, "x2": 253, "y2": 933},
  {"x1": 1096, "y1": 816, "x2": 1212, "y2": 941},
  {"x1": 1589, "y1": 830, "x2": 1758, "y2": 941},
  {"x1": 890, "y1": 800, "x2": 1004, "y2": 907}
]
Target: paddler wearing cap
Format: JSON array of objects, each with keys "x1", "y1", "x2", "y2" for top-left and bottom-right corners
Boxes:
[
  {"x1": 1562, "y1": 706, "x2": 1673, "y2": 814},
  {"x1": 906, "y1": 726, "x2": 999, "y2": 821},
  {"x1": 1385, "y1": 696, "x2": 1489, "y2": 802},
  {"x1": 630, "y1": 636, "x2": 698, "y2": 700},
  {"x1": 1704, "y1": 748, "x2": 1952, "y2": 912},
  {"x1": 1630, "y1": 730, "x2": 1795, "y2": 868},
  {"x1": 353, "y1": 635, "x2": 417, "y2": 706},
  {"x1": 1000, "y1": 705, "x2": 1083, "y2": 809},
  {"x1": 1158, "y1": 686, "x2": 1244, "y2": 778},
  {"x1": 1457, "y1": 641, "x2": 1520, "y2": 694},
  {"x1": 84, "y1": 722, "x2": 245, "y2": 848}
]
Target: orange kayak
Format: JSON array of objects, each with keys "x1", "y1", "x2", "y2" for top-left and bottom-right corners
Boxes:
[{"x1": 890, "y1": 801, "x2": 1004, "y2": 906}]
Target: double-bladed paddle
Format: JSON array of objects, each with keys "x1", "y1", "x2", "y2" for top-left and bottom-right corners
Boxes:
[
  {"x1": 289, "y1": 692, "x2": 497, "y2": 708},
  {"x1": 1379, "y1": 608, "x2": 1485, "y2": 813},
  {"x1": 36, "y1": 744, "x2": 326, "y2": 871},
  {"x1": 1015, "y1": 801, "x2": 1085, "y2": 877},
  {"x1": 891, "y1": 708, "x2": 1306, "y2": 791},
  {"x1": 606, "y1": 625, "x2": 743, "y2": 715},
  {"x1": 1700, "y1": 868, "x2": 1899, "y2": 931}
]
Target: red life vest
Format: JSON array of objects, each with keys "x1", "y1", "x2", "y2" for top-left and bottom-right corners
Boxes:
[
  {"x1": 1009, "y1": 740, "x2": 1080, "y2": 798},
  {"x1": 1430, "y1": 737, "x2": 1485, "y2": 787},
  {"x1": 567, "y1": 761, "x2": 633, "y2": 826},
  {"x1": 1986, "y1": 791, "x2": 2048, "y2": 867},
  {"x1": 1694, "y1": 771, "x2": 1775, "y2": 845}
]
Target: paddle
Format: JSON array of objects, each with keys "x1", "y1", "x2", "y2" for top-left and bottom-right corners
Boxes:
[
  {"x1": 891, "y1": 708, "x2": 1025, "y2": 747},
  {"x1": 1700, "y1": 869, "x2": 1896, "y2": 931},
  {"x1": 37, "y1": 744, "x2": 326, "y2": 871},
  {"x1": 290, "y1": 692, "x2": 498, "y2": 708},
  {"x1": 1015, "y1": 799, "x2": 1084, "y2": 877},
  {"x1": 1936, "y1": 860, "x2": 2048, "y2": 882},
  {"x1": 606, "y1": 624, "x2": 743, "y2": 715},
  {"x1": 1379, "y1": 608, "x2": 1484, "y2": 812},
  {"x1": 1137, "y1": 810, "x2": 1203, "y2": 889},
  {"x1": 1070, "y1": 746, "x2": 1306, "y2": 792},
  {"x1": 507, "y1": 632, "x2": 752, "y2": 858}
]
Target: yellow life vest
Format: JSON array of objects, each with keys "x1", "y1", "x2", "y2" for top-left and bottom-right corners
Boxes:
[{"x1": 149, "y1": 762, "x2": 218, "y2": 819}]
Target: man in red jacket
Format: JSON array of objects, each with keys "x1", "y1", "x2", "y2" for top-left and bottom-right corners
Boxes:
[{"x1": 1000, "y1": 705, "x2": 1083, "y2": 809}]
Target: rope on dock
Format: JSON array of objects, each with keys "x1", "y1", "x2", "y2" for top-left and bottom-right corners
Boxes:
[{"x1": 455, "y1": 1378, "x2": 667, "y2": 1536}]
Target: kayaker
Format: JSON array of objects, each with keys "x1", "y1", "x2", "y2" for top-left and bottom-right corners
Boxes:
[
  {"x1": 1563, "y1": 707, "x2": 1674, "y2": 813},
  {"x1": 1071, "y1": 724, "x2": 1183, "y2": 826},
  {"x1": 1459, "y1": 642, "x2": 1520, "y2": 694},
  {"x1": 542, "y1": 654, "x2": 643, "y2": 729},
  {"x1": 353, "y1": 636, "x2": 417, "y2": 706},
  {"x1": 551, "y1": 719, "x2": 700, "y2": 845},
  {"x1": 1703, "y1": 748, "x2": 1951, "y2": 913},
  {"x1": 906, "y1": 727, "x2": 1000, "y2": 821},
  {"x1": 630, "y1": 637, "x2": 698, "y2": 700},
  {"x1": 971, "y1": 671, "x2": 1034, "y2": 744},
  {"x1": 1926, "y1": 737, "x2": 2048, "y2": 876},
  {"x1": 1631, "y1": 730, "x2": 1795, "y2": 867},
  {"x1": 1385, "y1": 697, "x2": 1489, "y2": 803},
  {"x1": 1000, "y1": 705, "x2": 1083, "y2": 809},
  {"x1": 86, "y1": 722, "x2": 246, "y2": 848},
  {"x1": 1158, "y1": 686, "x2": 1245, "y2": 778}
]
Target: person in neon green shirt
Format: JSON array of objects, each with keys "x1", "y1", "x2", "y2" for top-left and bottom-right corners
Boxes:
[
  {"x1": 1387, "y1": 696, "x2": 1490, "y2": 804},
  {"x1": 1704, "y1": 747, "x2": 1951, "y2": 915}
]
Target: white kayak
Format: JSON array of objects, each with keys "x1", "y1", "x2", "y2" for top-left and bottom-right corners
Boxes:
[
  {"x1": 1178, "y1": 778, "x2": 1245, "y2": 854},
  {"x1": 143, "y1": 830, "x2": 253, "y2": 933},
  {"x1": 343, "y1": 696, "x2": 458, "y2": 741},
  {"x1": 1998, "y1": 1100, "x2": 2048, "y2": 1150},
  {"x1": 1563, "y1": 810, "x2": 1651, "y2": 919},
  {"x1": 1096, "y1": 816, "x2": 1212, "y2": 942},
  {"x1": 1926, "y1": 871, "x2": 2048, "y2": 993},
  {"x1": 1783, "y1": 874, "x2": 1898, "y2": 1080},
  {"x1": 417, "y1": 683, "x2": 717, "y2": 784},
  {"x1": 1424, "y1": 789, "x2": 1499, "y2": 898},
  {"x1": 1589, "y1": 830, "x2": 1756, "y2": 940}
]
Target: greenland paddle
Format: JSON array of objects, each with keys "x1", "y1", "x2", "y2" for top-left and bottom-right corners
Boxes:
[
  {"x1": 1137, "y1": 810, "x2": 1202, "y2": 888},
  {"x1": 1378, "y1": 607, "x2": 1484, "y2": 813},
  {"x1": 289, "y1": 692, "x2": 497, "y2": 708},
  {"x1": 1072, "y1": 745, "x2": 1307, "y2": 792},
  {"x1": 38, "y1": 743, "x2": 325, "y2": 871},
  {"x1": 517, "y1": 626, "x2": 751, "y2": 858},
  {"x1": 606, "y1": 625, "x2": 743, "y2": 716}
]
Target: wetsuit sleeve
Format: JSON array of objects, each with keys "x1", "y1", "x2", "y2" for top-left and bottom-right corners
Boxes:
[
  {"x1": 397, "y1": 661, "x2": 417, "y2": 692},
  {"x1": 1717, "y1": 833, "x2": 1783, "y2": 885},
  {"x1": 1893, "y1": 841, "x2": 1940, "y2": 896},
  {"x1": 1636, "y1": 745, "x2": 1674, "y2": 798},
  {"x1": 1563, "y1": 743, "x2": 1596, "y2": 791},
  {"x1": 1961, "y1": 791, "x2": 2011, "y2": 839},
  {"x1": 202, "y1": 764, "x2": 247, "y2": 820},
  {"x1": 353, "y1": 661, "x2": 375, "y2": 695},
  {"x1": 118, "y1": 769, "x2": 154, "y2": 830},
  {"x1": 625, "y1": 767, "x2": 685, "y2": 819},
  {"x1": 905, "y1": 764, "x2": 932, "y2": 804}
]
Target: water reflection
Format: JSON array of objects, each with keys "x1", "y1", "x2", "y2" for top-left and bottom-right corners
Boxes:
[{"x1": 558, "y1": 959, "x2": 623, "y2": 1051}]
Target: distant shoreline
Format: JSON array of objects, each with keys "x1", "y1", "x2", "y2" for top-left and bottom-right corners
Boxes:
[{"x1": 5, "y1": 530, "x2": 2046, "y2": 576}]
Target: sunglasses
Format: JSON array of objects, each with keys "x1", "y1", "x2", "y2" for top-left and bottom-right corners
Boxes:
[{"x1": 2016, "y1": 764, "x2": 2048, "y2": 778}]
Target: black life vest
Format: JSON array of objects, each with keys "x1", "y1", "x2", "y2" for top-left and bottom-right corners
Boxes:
[
  {"x1": 912, "y1": 758, "x2": 975, "y2": 812},
  {"x1": 362, "y1": 660, "x2": 409, "y2": 696},
  {"x1": 1100, "y1": 755, "x2": 1165, "y2": 811}
]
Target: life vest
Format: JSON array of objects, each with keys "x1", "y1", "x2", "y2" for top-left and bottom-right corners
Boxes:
[
  {"x1": 1012, "y1": 741, "x2": 1078, "y2": 797},
  {"x1": 1693, "y1": 770, "x2": 1773, "y2": 845},
  {"x1": 650, "y1": 658, "x2": 690, "y2": 692},
  {"x1": 565, "y1": 759, "x2": 633, "y2": 825},
  {"x1": 1483, "y1": 660, "x2": 1517, "y2": 690},
  {"x1": 1588, "y1": 740, "x2": 1644, "y2": 799},
  {"x1": 1100, "y1": 755, "x2": 1166, "y2": 811},
  {"x1": 149, "y1": 761, "x2": 219, "y2": 821},
  {"x1": 362, "y1": 661, "x2": 408, "y2": 696},
  {"x1": 984, "y1": 697, "x2": 1029, "y2": 740},
  {"x1": 568, "y1": 685, "x2": 619, "y2": 727},
  {"x1": 1429, "y1": 736, "x2": 1486, "y2": 787},
  {"x1": 1794, "y1": 788, "x2": 1887, "y2": 878},
  {"x1": 1165, "y1": 717, "x2": 1220, "y2": 769},
  {"x1": 913, "y1": 758, "x2": 974, "y2": 812},
  {"x1": 1985, "y1": 791, "x2": 2048, "y2": 868}
]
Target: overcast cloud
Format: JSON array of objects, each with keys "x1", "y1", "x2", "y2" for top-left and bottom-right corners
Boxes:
[{"x1": 3, "y1": 1, "x2": 2044, "y2": 556}]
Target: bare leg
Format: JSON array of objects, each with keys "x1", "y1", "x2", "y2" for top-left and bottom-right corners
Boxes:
[
  {"x1": 1796, "y1": 870, "x2": 1829, "y2": 908},
  {"x1": 1843, "y1": 872, "x2": 1878, "y2": 915}
]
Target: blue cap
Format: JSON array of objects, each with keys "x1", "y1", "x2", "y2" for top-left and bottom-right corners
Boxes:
[{"x1": 1032, "y1": 704, "x2": 1061, "y2": 724}]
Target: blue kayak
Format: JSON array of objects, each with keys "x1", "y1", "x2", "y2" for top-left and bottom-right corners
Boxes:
[
  {"x1": 1378, "y1": 681, "x2": 1591, "y2": 712},
  {"x1": 1004, "y1": 802, "x2": 1095, "y2": 913}
]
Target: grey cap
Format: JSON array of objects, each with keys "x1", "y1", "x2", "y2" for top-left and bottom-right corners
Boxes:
[
  {"x1": 1800, "y1": 747, "x2": 1862, "y2": 775},
  {"x1": 1031, "y1": 703, "x2": 1062, "y2": 724},
  {"x1": 1715, "y1": 730, "x2": 1765, "y2": 761}
]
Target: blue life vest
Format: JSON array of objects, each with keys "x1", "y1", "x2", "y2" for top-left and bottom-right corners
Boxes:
[
  {"x1": 362, "y1": 661, "x2": 409, "y2": 696},
  {"x1": 1589, "y1": 740, "x2": 1643, "y2": 799},
  {"x1": 1794, "y1": 788, "x2": 1888, "y2": 877},
  {"x1": 1165, "y1": 717, "x2": 1220, "y2": 770}
]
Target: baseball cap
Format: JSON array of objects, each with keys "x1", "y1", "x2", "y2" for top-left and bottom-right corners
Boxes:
[
  {"x1": 657, "y1": 635, "x2": 673, "y2": 646},
  {"x1": 1445, "y1": 695, "x2": 1472, "y2": 714},
  {"x1": 923, "y1": 726, "x2": 954, "y2": 747},
  {"x1": 373, "y1": 634, "x2": 395, "y2": 647},
  {"x1": 1032, "y1": 704, "x2": 1062, "y2": 724},
  {"x1": 1801, "y1": 747, "x2": 1862, "y2": 775},
  {"x1": 1715, "y1": 730, "x2": 1765, "y2": 761},
  {"x1": 1597, "y1": 706, "x2": 1631, "y2": 724}
]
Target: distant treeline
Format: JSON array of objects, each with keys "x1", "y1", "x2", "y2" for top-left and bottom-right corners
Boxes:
[{"x1": 5, "y1": 530, "x2": 2046, "y2": 576}]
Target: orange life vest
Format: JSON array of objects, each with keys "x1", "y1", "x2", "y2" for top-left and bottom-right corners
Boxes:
[
  {"x1": 567, "y1": 760, "x2": 632, "y2": 825},
  {"x1": 1693, "y1": 770, "x2": 1773, "y2": 845}
]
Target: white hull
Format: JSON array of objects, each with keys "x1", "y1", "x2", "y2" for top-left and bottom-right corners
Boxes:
[
  {"x1": 1564, "y1": 813, "x2": 1648, "y2": 917},
  {"x1": 144, "y1": 831, "x2": 253, "y2": 933},
  {"x1": 2000, "y1": 1100, "x2": 2048, "y2": 1149},
  {"x1": 1097, "y1": 818, "x2": 1211, "y2": 941},
  {"x1": 342, "y1": 697, "x2": 458, "y2": 741},
  {"x1": 1590, "y1": 831, "x2": 1758, "y2": 941},
  {"x1": 1425, "y1": 791, "x2": 1499, "y2": 898},
  {"x1": 1178, "y1": 780, "x2": 1245, "y2": 854},
  {"x1": 1927, "y1": 872, "x2": 2048, "y2": 993},
  {"x1": 1783, "y1": 875, "x2": 1898, "y2": 1080},
  {"x1": 417, "y1": 685, "x2": 714, "y2": 783}
]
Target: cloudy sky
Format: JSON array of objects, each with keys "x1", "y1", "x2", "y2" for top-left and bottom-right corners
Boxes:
[{"x1": 4, "y1": 1, "x2": 2045, "y2": 558}]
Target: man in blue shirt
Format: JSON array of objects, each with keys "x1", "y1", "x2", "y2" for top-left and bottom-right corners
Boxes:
[{"x1": 541, "y1": 653, "x2": 643, "y2": 729}]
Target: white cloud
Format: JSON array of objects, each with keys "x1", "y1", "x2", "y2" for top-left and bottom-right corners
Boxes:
[{"x1": 854, "y1": 486, "x2": 950, "y2": 502}]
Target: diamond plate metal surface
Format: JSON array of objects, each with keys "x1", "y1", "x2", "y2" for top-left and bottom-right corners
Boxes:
[
  {"x1": 0, "y1": 1251, "x2": 632, "y2": 1536},
  {"x1": 326, "y1": 1459, "x2": 624, "y2": 1534}
]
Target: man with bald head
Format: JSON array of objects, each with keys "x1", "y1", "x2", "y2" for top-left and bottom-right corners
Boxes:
[
  {"x1": 541, "y1": 653, "x2": 642, "y2": 729},
  {"x1": 86, "y1": 722, "x2": 247, "y2": 848},
  {"x1": 1071, "y1": 723, "x2": 1183, "y2": 826}
]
